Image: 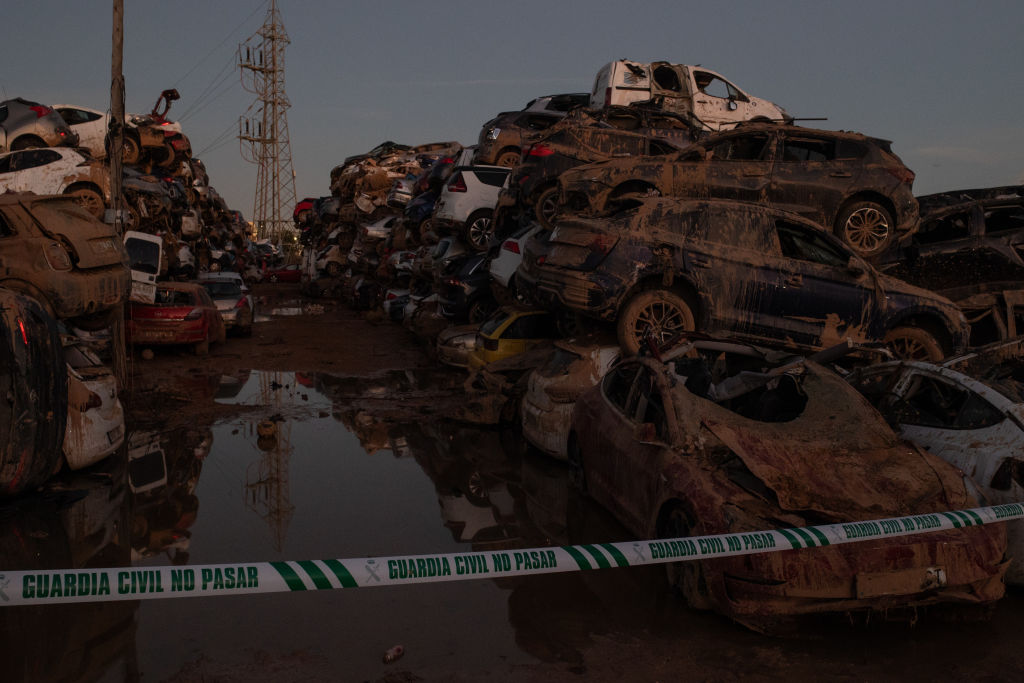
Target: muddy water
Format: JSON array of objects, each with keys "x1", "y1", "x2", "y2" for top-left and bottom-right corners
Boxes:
[{"x1": 6, "y1": 368, "x2": 1024, "y2": 681}]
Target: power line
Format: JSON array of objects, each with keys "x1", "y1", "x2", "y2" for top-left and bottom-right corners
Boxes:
[{"x1": 173, "y1": 0, "x2": 269, "y2": 90}]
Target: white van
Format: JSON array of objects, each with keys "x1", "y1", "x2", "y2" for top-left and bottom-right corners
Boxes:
[
  {"x1": 123, "y1": 230, "x2": 163, "y2": 303},
  {"x1": 590, "y1": 60, "x2": 789, "y2": 131}
]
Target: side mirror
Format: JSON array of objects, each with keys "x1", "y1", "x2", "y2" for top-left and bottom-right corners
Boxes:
[{"x1": 728, "y1": 100, "x2": 738, "y2": 111}]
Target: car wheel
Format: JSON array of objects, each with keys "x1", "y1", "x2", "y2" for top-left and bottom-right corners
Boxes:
[
  {"x1": 534, "y1": 187, "x2": 560, "y2": 230},
  {"x1": 617, "y1": 289, "x2": 695, "y2": 355},
  {"x1": 883, "y1": 325, "x2": 945, "y2": 361},
  {"x1": 465, "y1": 210, "x2": 494, "y2": 251},
  {"x1": 658, "y1": 506, "x2": 713, "y2": 610},
  {"x1": 836, "y1": 201, "x2": 894, "y2": 259},
  {"x1": 121, "y1": 135, "x2": 141, "y2": 164},
  {"x1": 65, "y1": 186, "x2": 105, "y2": 219},
  {"x1": 567, "y1": 433, "x2": 586, "y2": 493},
  {"x1": 325, "y1": 261, "x2": 342, "y2": 277},
  {"x1": 495, "y1": 150, "x2": 520, "y2": 168},
  {"x1": 11, "y1": 135, "x2": 44, "y2": 150}
]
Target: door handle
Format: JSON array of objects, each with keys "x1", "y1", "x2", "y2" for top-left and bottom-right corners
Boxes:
[
  {"x1": 784, "y1": 274, "x2": 803, "y2": 287},
  {"x1": 829, "y1": 172, "x2": 852, "y2": 178}
]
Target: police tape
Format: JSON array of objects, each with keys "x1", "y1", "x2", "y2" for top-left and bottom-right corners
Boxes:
[{"x1": 4, "y1": 501, "x2": 1023, "y2": 606}]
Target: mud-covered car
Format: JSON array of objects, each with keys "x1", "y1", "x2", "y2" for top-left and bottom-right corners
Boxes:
[
  {"x1": 558, "y1": 123, "x2": 919, "y2": 259},
  {"x1": 475, "y1": 93, "x2": 589, "y2": 168},
  {"x1": 63, "y1": 334, "x2": 125, "y2": 470},
  {"x1": 847, "y1": 338, "x2": 1024, "y2": 584},
  {"x1": 880, "y1": 186, "x2": 1024, "y2": 346},
  {"x1": 509, "y1": 106, "x2": 693, "y2": 230},
  {"x1": 433, "y1": 165, "x2": 511, "y2": 250},
  {"x1": 0, "y1": 290, "x2": 67, "y2": 495},
  {"x1": 0, "y1": 147, "x2": 111, "y2": 219},
  {"x1": 0, "y1": 98, "x2": 78, "y2": 152},
  {"x1": 569, "y1": 350, "x2": 1007, "y2": 629},
  {"x1": 126, "y1": 281, "x2": 225, "y2": 355},
  {"x1": 519, "y1": 198, "x2": 967, "y2": 360},
  {"x1": 0, "y1": 193, "x2": 130, "y2": 329}
]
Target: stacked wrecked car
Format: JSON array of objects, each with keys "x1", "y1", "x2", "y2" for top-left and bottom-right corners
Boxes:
[{"x1": 292, "y1": 58, "x2": 1024, "y2": 630}]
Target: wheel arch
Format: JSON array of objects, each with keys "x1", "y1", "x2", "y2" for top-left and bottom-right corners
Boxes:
[
  {"x1": 883, "y1": 312, "x2": 957, "y2": 356},
  {"x1": 833, "y1": 191, "x2": 897, "y2": 230},
  {"x1": 620, "y1": 270, "x2": 706, "y2": 330}
]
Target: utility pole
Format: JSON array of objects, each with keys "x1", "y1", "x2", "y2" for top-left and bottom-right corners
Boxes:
[
  {"x1": 238, "y1": 0, "x2": 297, "y2": 245},
  {"x1": 110, "y1": 0, "x2": 128, "y2": 385}
]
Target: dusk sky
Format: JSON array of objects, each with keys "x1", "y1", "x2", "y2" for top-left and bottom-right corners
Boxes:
[{"x1": 4, "y1": 0, "x2": 1022, "y2": 219}]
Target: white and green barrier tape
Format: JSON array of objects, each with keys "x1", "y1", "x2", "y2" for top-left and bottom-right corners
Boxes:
[{"x1": 5, "y1": 502, "x2": 1022, "y2": 606}]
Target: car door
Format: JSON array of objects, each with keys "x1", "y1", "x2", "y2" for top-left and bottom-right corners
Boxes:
[
  {"x1": 758, "y1": 217, "x2": 876, "y2": 347},
  {"x1": 688, "y1": 68, "x2": 753, "y2": 129},
  {"x1": 55, "y1": 107, "x2": 106, "y2": 157},
  {"x1": 648, "y1": 63, "x2": 694, "y2": 119},
  {"x1": 770, "y1": 132, "x2": 863, "y2": 225},
  {"x1": 4, "y1": 148, "x2": 67, "y2": 193},
  {"x1": 673, "y1": 130, "x2": 774, "y2": 204}
]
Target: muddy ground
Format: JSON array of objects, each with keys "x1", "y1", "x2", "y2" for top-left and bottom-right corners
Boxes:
[{"x1": 103, "y1": 283, "x2": 1024, "y2": 682}]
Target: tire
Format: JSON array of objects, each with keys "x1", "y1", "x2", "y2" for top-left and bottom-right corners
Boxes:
[
  {"x1": 835, "y1": 200, "x2": 894, "y2": 259},
  {"x1": 121, "y1": 135, "x2": 141, "y2": 164},
  {"x1": 11, "y1": 135, "x2": 44, "y2": 150},
  {"x1": 658, "y1": 506, "x2": 713, "y2": 610},
  {"x1": 534, "y1": 187, "x2": 559, "y2": 230},
  {"x1": 567, "y1": 434, "x2": 586, "y2": 493},
  {"x1": 495, "y1": 149, "x2": 520, "y2": 168},
  {"x1": 465, "y1": 209, "x2": 494, "y2": 251},
  {"x1": 883, "y1": 325, "x2": 945, "y2": 362},
  {"x1": 65, "y1": 185, "x2": 105, "y2": 219},
  {"x1": 617, "y1": 289, "x2": 695, "y2": 355}
]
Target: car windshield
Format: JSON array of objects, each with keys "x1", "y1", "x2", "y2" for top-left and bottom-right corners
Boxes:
[
  {"x1": 154, "y1": 289, "x2": 193, "y2": 305},
  {"x1": 202, "y1": 281, "x2": 242, "y2": 298},
  {"x1": 125, "y1": 238, "x2": 161, "y2": 275},
  {"x1": 480, "y1": 310, "x2": 513, "y2": 336}
]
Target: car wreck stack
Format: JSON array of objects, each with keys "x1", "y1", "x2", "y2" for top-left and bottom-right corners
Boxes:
[{"x1": 293, "y1": 59, "x2": 1024, "y2": 628}]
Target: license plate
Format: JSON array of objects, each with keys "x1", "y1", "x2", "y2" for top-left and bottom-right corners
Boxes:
[{"x1": 856, "y1": 566, "x2": 946, "y2": 598}]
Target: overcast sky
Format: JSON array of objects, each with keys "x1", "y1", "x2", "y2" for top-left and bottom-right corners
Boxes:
[{"x1": 3, "y1": 0, "x2": 1022, "y2": 219}]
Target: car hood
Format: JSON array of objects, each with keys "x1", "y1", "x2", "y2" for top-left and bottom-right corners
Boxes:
[{"x1": 689, "y1": 363, "x2": 973, "y2": 521}]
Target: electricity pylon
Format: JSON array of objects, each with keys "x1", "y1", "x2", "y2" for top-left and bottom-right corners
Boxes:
[{"x1": 238, "y1": 0, "x2": 297, "y2": 243}]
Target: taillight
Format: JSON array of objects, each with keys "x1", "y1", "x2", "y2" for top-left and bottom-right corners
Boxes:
[
  {"x1": 887, "y1": 167, "x2": 916, "y2": 184},
  {"x1": 17, "y1": 319, "x2": 28, "y2": 346},
  {"x1": 529, "y1": 143, "x2": 554, "y2": 157},
  {"x1": 444, "y1": 277, "x2": 462, "y2": 287},
  {"x1": 386, "y1": 292, "x2": 397, "y2": 301},
  {"x1": 235, "y1": 298, "x2": 247, "y2": 309},
  {"x1": 29, "y1": 105, "x2": 52, "y2": 118},
  {"x1": 44, "y1": 242, "x2": 72, "y2": 271},
  {"x1": 537, "y1": 255, "x2": 546, "y2": 266},
  {"x1": 448, "y1": 173, "x2": 467, "y2": 192},
  {"x1": 502, "y1": 240, "x2": 520, "y2": 254},
  {"x1": 184, "y1": 308, "x2": 203, "y2": 321}
]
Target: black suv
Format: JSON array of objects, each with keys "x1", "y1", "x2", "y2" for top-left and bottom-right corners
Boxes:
[{"x1": 517, "y1": 198, "x2": 966, "y2": 360}]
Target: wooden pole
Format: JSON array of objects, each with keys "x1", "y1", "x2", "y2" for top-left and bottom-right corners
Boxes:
[{"x1": 111, "y1": 0, "x2": 128, "y2": 386}]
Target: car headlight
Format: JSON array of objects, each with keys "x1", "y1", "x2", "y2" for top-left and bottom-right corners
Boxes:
[{"x1": 486, "y1": 128, "x2": 501, "y2": 141}]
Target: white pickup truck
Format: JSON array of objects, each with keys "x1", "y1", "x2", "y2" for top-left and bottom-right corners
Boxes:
[{"x1": 590, "y1": 60, "x2": 790, "y2": 131}]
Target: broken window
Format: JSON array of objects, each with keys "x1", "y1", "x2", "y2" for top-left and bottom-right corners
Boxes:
[
  {"x1": 708, "y1": 133, "x2": 769, "y2": 161},
  {"x1": 917, "y1": 210, "x2": 972, "y2": 244},
  {"x1": 891, "y1": 375, "x2": 1003, "y2": 430},
  {"x1": 983, "y1": 205, "x2": 1024, "y2": 235},
  {"x1": 692, "y1": 71, "x2": 744, "y2": 101},
  {"x1": 653, "y1": 66, "x2": 683, "y2": 93},
  {"x1": 776, "y1": 220, "x2": 850, "y2": 267},
  {"x1": 0, "y1": 155, "x2": 12, "y2": 174},
  {"x1": 633, "y1": 369, "x2": 668, "y2": 440},
  {"x1": 603, "y1": 364, "x2": 639, "y2": 413},
  {"x1": 0, "y1": 211, "x2": 13, "y2": 237}
]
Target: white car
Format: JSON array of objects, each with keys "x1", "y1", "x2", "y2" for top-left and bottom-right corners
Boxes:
[
  {"x1": 198, "y1": 271, "x2": 255, "y2": 336},
  {"x1": 0, "y1": 146, "x2": 109, "y2": 218},
  {"x1": 489, "y1": 222, "x2": 543, "y2": 299},
  {"x1": 590, "y1": 60, "x2": 790, "y2": 131},
  {"x1": 63, "y1": 336, "x2": 125, "y2": 470},
  {"x1": 53, "y1": 104, "x2": 146, "y2": 163},
  {"x1": 432, "y1": 165, "x2": 511, "y2": 251},
  {"x1": 520, "y1": 339, "x2": 620, "y2": 460},
  {"x1": 847, "y1": 340, "x2": 1024, "y2": 583}
]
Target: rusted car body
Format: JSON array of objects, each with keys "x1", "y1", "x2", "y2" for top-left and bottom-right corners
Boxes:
[
  {"x1": 126, "y1": 281, "x2": 225, "y2": 355},
  {"x1": 0, "y1": 193, "x2": 129, "y2": 328},
  {"x1": 63, "y1": 335, "x2": 125, "y2": 470},
  {"x1": 557, "y1": 123, "x2": 919, "y2": 259},
  {"x1": 508, "y1": 106, "x2": 694, "y2": 229},
  {"x1": 0, "y1": 147, "x2": 112, "y2": 218},
  {"x1": 847, "y1": 338, "x2": 1024, "y2": 584},
  {"x1": 881, "y1": 186, "x2": 1024, "y2": 346},
  {"x1": 517, "y1": 198, "x2": 967, "y2": 359},
  {"x1": 569, "y1": 351, "x2": 1008, "y2": 628},
  {"x1": 474, "y1": 93, "x2": 589, "y2": 167},
  {"x1": 0, "y1": 290, "x2": 67, "y2": 495}
]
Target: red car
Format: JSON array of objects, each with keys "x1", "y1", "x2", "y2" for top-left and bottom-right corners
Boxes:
[
  {"x1": 127, "y1": 282, "x2": 225, "y2": 355},
  {"x1": 263, "y1": 264, "x2": 302, "y2": 283}
]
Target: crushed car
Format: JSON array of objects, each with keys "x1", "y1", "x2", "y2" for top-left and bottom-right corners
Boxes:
[
  {"x1": 847, "y1": 337, "x2": 1024, "y2": 584},
  {"x1": 0, "y1": 98, "x2": 78, "y2": 152},
  {"x1": 569, "y1": 342, "x2": 1008, "y2": 630},
  {"x1": 474, "y1": 93, "x2": 590, "y2": 167}
]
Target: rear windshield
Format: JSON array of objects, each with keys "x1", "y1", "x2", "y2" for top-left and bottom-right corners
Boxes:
[
  {"x1": 202, "y1": 281, "x2": 242, "y2": 297},
  {"x1": 154, "y1": 289, "x2": 194, "y2": 305},
  {"x1": 125, "y1": 238, "x2": 161, "y2": 274}
]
